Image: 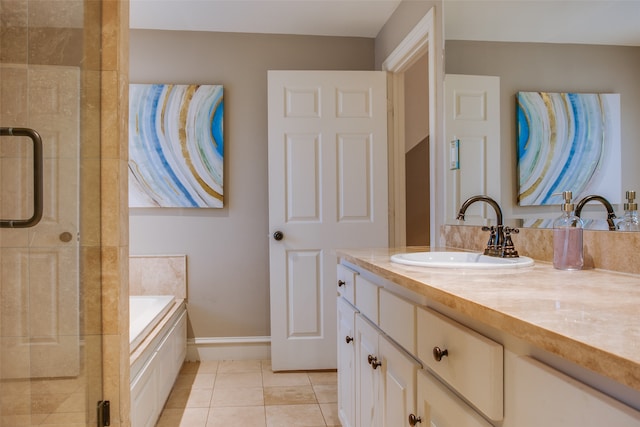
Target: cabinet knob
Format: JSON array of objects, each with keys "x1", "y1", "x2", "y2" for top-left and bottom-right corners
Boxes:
[
  {"x1": 273, "y1": 231, "x2": 284, "y2": 241},
  {"x1": 345, "y1": 336, "x2": 353, "y2": 344},
  {"x1": 408, "y1": 414, "x2": 422, "y2": 425},
  {"x1": 338, "y1": 280, "x2": 346, "y2": 287},
  {"x1": 367, "y1": 355, "x2": 381, "y2": 369},
  {"x1": 432, "y1": 346, "x2": 448, "y2": 362}
]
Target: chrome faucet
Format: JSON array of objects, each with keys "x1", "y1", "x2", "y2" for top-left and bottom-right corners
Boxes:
[
  {"x1": 456, "y1": 195, "x2": 508, "y2": 257},
  {"x1": 575, "y1": 195, "x2": 617, "y2": 231}
]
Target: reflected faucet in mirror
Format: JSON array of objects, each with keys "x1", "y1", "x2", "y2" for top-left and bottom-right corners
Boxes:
[
  {"x1": 575, "y1": 195, "x2": 617, "y2": 231},
  {"x1": 457, "y1": 195, "x2": 521, "y2": 257}
]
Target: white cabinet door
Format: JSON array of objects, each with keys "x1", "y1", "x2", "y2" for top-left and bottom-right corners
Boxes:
[
  {"x1": 505, "y1": 354, "x2": 640, "y2": 426},
  {"x1": 416, "y1": 369, "x2": 493, "y2": 427},
  {"x1": 379, "y1": 337, "x2": 420, "y2": 427},
  {"x1": 268, "y1": 71, "x2": 388, "y2": 370},
  {"x1": 355, "y1": 314, "x2": 381, "y2": 427},
  {"x1": 338, "y1": 297, "x2": 358, "y2": 427}
]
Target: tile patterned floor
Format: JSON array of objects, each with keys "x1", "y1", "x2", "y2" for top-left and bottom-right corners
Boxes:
[{"x1": 155, "y1": 360, "x2": 341, "y2": 427}]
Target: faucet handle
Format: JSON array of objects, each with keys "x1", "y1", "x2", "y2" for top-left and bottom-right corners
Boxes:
[
  {"x1": 481, "y1": 226, "x2": 498, "y2": 256},
  {"x1": 501, "y1": 227, "x2": 520, "y2": 258}
]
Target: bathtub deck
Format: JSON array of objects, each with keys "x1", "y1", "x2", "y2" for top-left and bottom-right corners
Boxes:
[{"x1": 130, "y1": 298, "x2": 186, "y2": 373}]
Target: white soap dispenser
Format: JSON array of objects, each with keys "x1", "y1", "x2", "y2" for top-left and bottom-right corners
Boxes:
[
  {"x1": 616, "y1": 190, "x2": 640, "y2": 232},
  {"x1": 553, "y1": 191, "x2": 584, "y2": 270}
]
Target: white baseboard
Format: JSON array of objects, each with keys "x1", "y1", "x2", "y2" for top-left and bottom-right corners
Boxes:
[{"x1": 186, "y1": 336, "x2": 271, "y2": 361}]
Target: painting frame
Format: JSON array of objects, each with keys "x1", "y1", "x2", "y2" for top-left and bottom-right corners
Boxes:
[
  {"x1": 516, "y1": 91, "x2": 621, "y2": 206},
  {"x1": 128, "y1": 83, "x2": 224, "y2": 208}
]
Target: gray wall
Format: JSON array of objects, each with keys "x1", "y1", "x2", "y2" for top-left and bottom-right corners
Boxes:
[
  {"x1": 374, "y1": 0, "x2": 442, "y2": 69},
  {"x1": 129, "y1": 30, "x2": 374, "y2": 338},
  {"x1": 445, "y1": 40, "x2": 640, "y2": 222}
]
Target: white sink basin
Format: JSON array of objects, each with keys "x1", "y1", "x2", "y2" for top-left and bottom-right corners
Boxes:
[{"x1": 390, "y1": 251, "x2": 535, "y2": 270}]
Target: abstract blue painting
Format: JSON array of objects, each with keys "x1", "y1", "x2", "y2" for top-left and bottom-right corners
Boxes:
[
  {"x1": 129, "y1": 84, "x2": 224, "y2": 208},
  {"x1": 517, "y1": 92, "x2": 621, "y2": 206}
]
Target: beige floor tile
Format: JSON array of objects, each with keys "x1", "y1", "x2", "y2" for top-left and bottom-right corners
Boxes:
[
  {"x1": 214, "y1": 372, "x2": 263, "y2": 389},
  {"x1": 264, "y1": 385, "x2": 317, "y2": 406},
  {"x1": 307, "y1": 371, "x2": 338, "y2": 385},
  {"x1": 265, "y1": 404, "x2": 327, "y2": 427},
  {"x1": 165, "y1": 387, "x2": 214, "y2": 409},
  {"x1": 163, "y1": 361, "x2": 338, "y2": 426},
  {"x1": 206, "y1": 406, "x2": 266, "y2": 427},
  {"x1": 172, "y1": 374, "x2": 198, "y2": 389},
  {"x1": 156, "y1": 408, "x2": 210, "y2": 427},
  {"x1": 174, "y1": 371, "x2": 216, "y2": 386},
  {"x1": 38, "y1": 411, "x2": 86, "y2": 426},
  {"x1": 263, "y1": 370, "x2": 311, "y2": 387},
  {"x1": 218, "y1": 359, "x2": 263, "y2": 373},
  {"x1": 181, "y1": 360, "x2": 219, "y2": 375},
  {"x1": 320, "y1": 403, "x2": 340, "y2": 426},
  {"x1": 197, "y1": 361, "x2": 221, "y2": 374},
  {"x1": 179, "y1": 361, "x2": 201, "y2": 374},
  {"x1": 211, "y1": 386, "x2": 264, "y2": 407},
  {"x1": 313, "y1": 384, "x2": 338, "y2": 403}
]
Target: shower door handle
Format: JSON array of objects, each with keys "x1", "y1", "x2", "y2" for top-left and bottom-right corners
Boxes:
[{"x1": 0, "y1": 127, "x2": 44, "y2": 228}]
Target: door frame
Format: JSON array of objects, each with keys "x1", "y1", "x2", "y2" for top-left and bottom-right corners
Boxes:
[{"x1": 382, "y1": 8, "x2": 441, "y2": 247}]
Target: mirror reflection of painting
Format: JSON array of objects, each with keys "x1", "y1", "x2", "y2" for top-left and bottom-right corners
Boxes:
[
  {"x1": 129, "y1": 84, "x2": 224, "y2": 208},
  {"x1": 517, "y1": 91, "x2": 621, "y2": 206}
]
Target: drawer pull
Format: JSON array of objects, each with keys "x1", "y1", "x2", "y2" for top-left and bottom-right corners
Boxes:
[
  {"x1": 338, "y1": 280, "x2": 346, "y2": 287},
  {"x1": 433, "y1": 346, "x2": 449, "y2": 362},
  {"x1": 408, "y1": 414, "x2": 422, "y2": 425},
  {"x1": 345, "y1": 336, "x2": 353, "y2": 344},
  {"x1": 367, "y1": 354, "x2": 382, "y2": 369}
]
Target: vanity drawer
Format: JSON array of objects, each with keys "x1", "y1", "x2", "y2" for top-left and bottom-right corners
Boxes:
[
  {"x1": 355, "y1": 275, "x2": 379, "y2": 324},
  {"x1": 417, "y1": 307, "x2": 503, "y2": 421},
  {"x1": 379, "y1": 288, "x2": 416, "y2": 354},
  {"x1": 337, "y1": 264, "x2": 357, "y2": 304}
]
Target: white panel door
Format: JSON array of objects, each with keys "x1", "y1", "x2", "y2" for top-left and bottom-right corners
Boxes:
[
  {"x1": 0, "y1": 64, "x2": 80, "y2": 378},
  {"x1": 268, "y1": 71, "x2": 388, "y2": 370},
  {"x1": 444, "y1": 74, "x2": 500, "y2": 224}
]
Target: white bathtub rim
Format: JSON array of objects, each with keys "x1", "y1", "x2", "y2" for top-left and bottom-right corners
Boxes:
[{"x1": 129, "y1": 295, "x2": 175, "y2": 352}]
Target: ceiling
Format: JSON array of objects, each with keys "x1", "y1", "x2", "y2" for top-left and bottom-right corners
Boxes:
[
  {"x1": 129, "y1": 0, "x2": 403, "y2": 38},
  {"x1": 129, "y1": 0, "x2": 640, "y2": 46},
  {"x1": 445, "y1": 1, "x2": 640, "y2": 46}
]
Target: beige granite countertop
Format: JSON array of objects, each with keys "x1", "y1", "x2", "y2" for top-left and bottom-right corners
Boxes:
[{"x1": 337, "y1": 247, "x2": 640, "y2": 393}]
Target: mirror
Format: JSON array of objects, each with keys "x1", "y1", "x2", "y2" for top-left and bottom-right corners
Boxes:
[{"x1": 443, "y1": 1, "x2": 640, "y2": 230}]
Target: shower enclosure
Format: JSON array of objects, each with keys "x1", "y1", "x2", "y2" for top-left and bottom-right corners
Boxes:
[{"x1": 1, "y1": 0, "x2": 104, "y2": 425}]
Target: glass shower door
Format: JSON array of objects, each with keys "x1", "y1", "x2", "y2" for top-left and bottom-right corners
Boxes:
[{"x1": 0, "y1": 0, "x2": 102, "y2": 425}]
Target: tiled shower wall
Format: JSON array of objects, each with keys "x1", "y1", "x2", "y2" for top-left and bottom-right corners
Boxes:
[{"x1": 100, "y1": 1, "x2": 130, "y2": 426}]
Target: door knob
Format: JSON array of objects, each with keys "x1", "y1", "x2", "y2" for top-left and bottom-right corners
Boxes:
[{"x1": 273, "y1": 231, "x2": 284, "y2": 241}]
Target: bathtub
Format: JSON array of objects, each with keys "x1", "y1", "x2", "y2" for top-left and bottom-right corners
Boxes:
[
  {"x1": 130, "y1": 295, "x2": 175, "y2": 352},
  {"x1": 130, "y1": 295, "x2": 186, "y2": 427}
]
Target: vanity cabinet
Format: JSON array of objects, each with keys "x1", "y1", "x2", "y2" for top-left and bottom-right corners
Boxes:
[
  {"x1": 354, "y1": 313, "x2": 420, "y2": 427},
  {"x1": 337, "y1": 255, "x2": 640, "y2": 427},
  {"x1": 336, "y1": 267, "x2": 425, "y2": 427}
]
